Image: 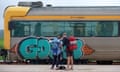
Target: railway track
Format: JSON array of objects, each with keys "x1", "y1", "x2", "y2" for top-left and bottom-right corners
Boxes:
[{"x1": 0, "y1": 61, "x2": 120, "y2": 65}]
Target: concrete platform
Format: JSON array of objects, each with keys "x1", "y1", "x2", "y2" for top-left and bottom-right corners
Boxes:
[{"x1": 0, "y1": 65, "x2": 120, "y2": 72}]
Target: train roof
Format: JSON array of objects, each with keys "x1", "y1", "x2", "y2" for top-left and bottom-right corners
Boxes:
[{"x1": 27, "y1": 6, "x2": 120, "y2": 16}]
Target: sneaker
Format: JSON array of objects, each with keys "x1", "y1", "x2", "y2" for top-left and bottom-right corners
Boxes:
[
  {"x1": 50, "y1": 67, "x2": 54, "y2": 70},
  {"x1": 66, "y1": 67, "x2": 70, "y2": 70},
  {"x1": 55, "y1": 67, "x2": 59, "y2": 70},
  {"x1": 70, "y1": 67, "x2": 73, "y2": 70}
]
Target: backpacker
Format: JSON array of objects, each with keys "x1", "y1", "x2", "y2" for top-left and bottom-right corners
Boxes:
[
  {"x1": 68, "y1": 36, "x2": 77, "y2": 51},
  {"x1": 50, "y1": 37, "x2": 61, "y2": 55}
]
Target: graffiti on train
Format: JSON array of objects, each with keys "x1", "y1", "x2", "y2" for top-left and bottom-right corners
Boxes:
[{"x1": 17, "y1": 37, "x2": 86, "y2": 59}]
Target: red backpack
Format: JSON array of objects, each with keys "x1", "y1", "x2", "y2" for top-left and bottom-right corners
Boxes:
[{"x1": 68, "y1": 36, "x2": 77, "y2": 51}]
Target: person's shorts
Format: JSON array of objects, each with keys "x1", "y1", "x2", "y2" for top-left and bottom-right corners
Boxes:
[{"x1": 66, "y1": 50, "x2": 73, "y2": 56}]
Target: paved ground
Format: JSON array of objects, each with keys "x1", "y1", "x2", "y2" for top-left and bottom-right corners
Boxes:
[{"x1": 0, "y1": 65, "x2": 120, "y2": 72}]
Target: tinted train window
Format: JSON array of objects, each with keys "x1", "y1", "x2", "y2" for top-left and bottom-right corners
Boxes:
[
  {"x1": 95, "y1": 21, "x2": 118, "y2": 37},
  {"x1": 10, "y1": 21, "x2": 119, "y2": 37}
]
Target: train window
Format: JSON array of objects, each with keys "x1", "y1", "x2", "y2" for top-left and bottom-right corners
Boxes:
[
  {"x1": 40, "y1": 22, "x2": 65, "y2": 36},
  {"x1": 118, "y1": 22, "x2": 120, "y2": 36},
  {"x1": 10, "y1": 21, "x2": 119, "y2": 37},
  {"x1": 11, "y1": 22, "x2": 25, "y2": 37},
  {"x1": 95, "y1": 21, "x2": 118, "y2": 37}
]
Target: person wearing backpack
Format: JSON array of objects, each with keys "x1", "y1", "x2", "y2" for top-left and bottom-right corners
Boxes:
[
  {"x1": 50, "y1": 36, "x2": 62, "y2": 70},
  {"x1": 62, "y1": 33, "x2": 77, "y2": 70}
]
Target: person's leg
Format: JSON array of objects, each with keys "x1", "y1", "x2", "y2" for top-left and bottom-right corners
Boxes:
[
  {"x1": 51, "y1": 55, "x2": 57, "y2": 69},
  {"x1": 69, "y1": 51, "x2": 73, "y2": 69},
  {"x1": 70, "y1": 56, "x2": 73, "y2": 69},
  {"x1": 56, "y1": 54, "x2": 61, "y2": 68},
  {"x1": 67, "y1": 56, "x2": 70, "y2": 69}
]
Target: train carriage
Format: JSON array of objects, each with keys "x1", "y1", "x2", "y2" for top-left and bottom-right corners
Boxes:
[{"x1": 4, "y1": 2, "x2": 120, "y2": 64}]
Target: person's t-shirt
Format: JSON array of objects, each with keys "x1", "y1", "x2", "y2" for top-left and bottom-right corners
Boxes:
[
  {"x1": 50, "y1": 37, "x2": 62, "y2": 55},
  {"x1": 62, "y1": 37, "x2": 70, "y2": 49}
]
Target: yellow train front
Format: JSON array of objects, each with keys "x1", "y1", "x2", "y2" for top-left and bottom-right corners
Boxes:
[{"x1": 4, "y1": 1, "x2": 120, "y2": 64}]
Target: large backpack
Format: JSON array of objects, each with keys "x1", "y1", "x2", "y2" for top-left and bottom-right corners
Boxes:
[{"x1": 68, "y1": 36, "x2": 77, "y2": 51}]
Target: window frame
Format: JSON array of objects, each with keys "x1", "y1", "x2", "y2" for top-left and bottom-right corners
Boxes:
[{"x1": 9, "y1": 20, "x2": 120, "y2": 37}]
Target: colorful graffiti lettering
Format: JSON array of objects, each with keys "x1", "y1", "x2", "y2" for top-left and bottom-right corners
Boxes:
[
  {"x1": 18, "y1": 37, "x2": 50, "y2": 59},
  {"x1": 17, "y1": 37, "x2": 93, "y2": 60}
]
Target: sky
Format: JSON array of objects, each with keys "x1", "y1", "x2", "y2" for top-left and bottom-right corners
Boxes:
[{"x1": 0, "y1": 0, "x2": 120, "y2": 29}]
